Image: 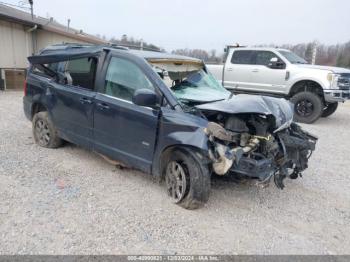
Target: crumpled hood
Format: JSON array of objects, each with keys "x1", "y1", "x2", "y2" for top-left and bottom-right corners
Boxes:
[
  {"x1": 195, "y1": 94, "x2": 294, "y2": 128},
  {"x1": 296, "y1": 64, "x2": 350, "y2": 74}
]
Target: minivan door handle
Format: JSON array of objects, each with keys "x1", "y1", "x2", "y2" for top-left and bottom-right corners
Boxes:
[
  {"x1": 97, "y1": 102, "x2": 110, "y2": 110},
  {"x1": 79, "y1": 97, "x2": 93, "y2": 104},
  {"x1": 252, "y1": 69, "x2": 259, "y2": 73}
]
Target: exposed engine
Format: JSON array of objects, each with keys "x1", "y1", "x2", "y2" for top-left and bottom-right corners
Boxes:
[{"x1": 204, "y1": 113, "x2": 317, "y2": 189}]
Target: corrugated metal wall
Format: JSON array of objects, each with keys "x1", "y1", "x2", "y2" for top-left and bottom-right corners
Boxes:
[
  {"x1": 0, "y1": 20, "x2": 32, "y2": 68},
  {"x1": 36, "y1": 30, "x2": 85, "y2": 52},
  {"x1": 0, "y1": 19, "x2": 89, "y2": 69},
  {"x1": 0, "y1": 18, "x2": 93, "y2": 89}
]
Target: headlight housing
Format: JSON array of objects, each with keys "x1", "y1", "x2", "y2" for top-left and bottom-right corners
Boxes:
[
  {"x1": 327, "y1": 73, "x2": 350, "y2": 90},
  {"x1": 327, "y1": 73, "x2": 340, "y2": 89}
]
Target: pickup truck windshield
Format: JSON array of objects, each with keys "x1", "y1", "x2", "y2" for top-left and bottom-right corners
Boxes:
[
  {"x1": 171, "y1": 70, "x2": 230, "y2": 103},
  {"x1": 279, "y1": 50, "x2": 308, "y2": 64}
]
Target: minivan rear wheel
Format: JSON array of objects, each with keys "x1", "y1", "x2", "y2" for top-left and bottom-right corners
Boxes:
[
  {"x1": 164, "y1": 149, "x2": 210, "y2": 209},
  {"x1": 33, "y1": 111, "x2": 62, "y2": 148}
]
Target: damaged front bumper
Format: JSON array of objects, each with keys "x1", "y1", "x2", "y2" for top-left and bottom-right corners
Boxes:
[{"x1": 206, "y1": 122, "x2": 318, "y2": 189}]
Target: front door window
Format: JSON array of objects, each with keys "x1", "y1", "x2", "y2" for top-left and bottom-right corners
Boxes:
[{"x1": 104, "y1": 57, "x2": 154, "y2": 101}]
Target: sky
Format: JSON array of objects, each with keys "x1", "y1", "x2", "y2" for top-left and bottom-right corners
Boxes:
[{"x1": 6, "y1": 0, "x2": 350, "y2": 52}]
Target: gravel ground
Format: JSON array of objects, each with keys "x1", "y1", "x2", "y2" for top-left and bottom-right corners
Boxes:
[{"x1": 0, "y1": 91, "x2": 349, "y2": 255}]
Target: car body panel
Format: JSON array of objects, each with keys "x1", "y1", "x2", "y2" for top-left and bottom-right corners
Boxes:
[
  {"x1": 48, "y1": 81, "x2": 96, "y2": 149},
  {"x1": 151, "y1": 107, "x2": 209, "y2": 178},
  {"x1": 93, "y1": 92, "x2": 160, "y2": 173}
]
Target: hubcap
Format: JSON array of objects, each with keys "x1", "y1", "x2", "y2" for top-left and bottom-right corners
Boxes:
[
  {"x1": 165, "y1": 161, "x2": 188, "y2": 203},
  {"x1": 295, "y1": 100, "x2": 314, "y2": 117},
  {"x1": 35, "y1": 119, "x2": 50, "y2": 146}
]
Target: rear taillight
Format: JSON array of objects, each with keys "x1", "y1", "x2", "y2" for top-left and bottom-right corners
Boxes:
[{"x1": 23, "y1": 79, "x2": 27, "y2": 96}]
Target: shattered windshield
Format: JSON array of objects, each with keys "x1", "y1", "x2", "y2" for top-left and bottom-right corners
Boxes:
[
  {"x1": 279, "y1": 50, "x2": 308, "y2": 64},
  {"x1": 171, "y1": 70, "x2": 230, "y2": 103}
]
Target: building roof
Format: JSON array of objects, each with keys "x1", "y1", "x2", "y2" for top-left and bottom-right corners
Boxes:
[{"x1": 0, "y1": 3, "x2": 107, "y2": 44}]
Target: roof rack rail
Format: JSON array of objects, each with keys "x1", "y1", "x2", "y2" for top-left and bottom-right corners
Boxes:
[
  {"x1": 56, "y1": 42, "x2": 94, "y2": 46},
  {"x1": 107, "y1": 43, "x2": 129, "y2": 50},
  {"x1": 41, "y1": 42, "x2": 163, "y2": 53}
]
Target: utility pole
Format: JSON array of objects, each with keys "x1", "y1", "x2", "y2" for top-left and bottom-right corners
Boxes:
[
  {"x1": 311, "y1": 41, "x2": 318, "y2": 65},
  {"x1": 28, "y1": 0, "x2": 33, "y2": 20},
  {"x1": 140, "y1": 39, "x2": 144, "y2": 50},
  {"x1": 67, "y1": 18, "x2": 71, "y2": 31}
]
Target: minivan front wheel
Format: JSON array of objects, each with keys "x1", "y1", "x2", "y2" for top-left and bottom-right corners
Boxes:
[
  {"x1": 33, "y1": 111, "x2": 62, "y2": 148},
  {"x1": 164, "y1": 149, "x2": 210, "y2": 209}
]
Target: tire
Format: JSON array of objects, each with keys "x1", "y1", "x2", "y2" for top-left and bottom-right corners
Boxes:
[
  {"x1": 164, "y1": 148, "x2": 211, "y2": 209},
  {"x1": 322, "y1": 102, "x2": 338, "y2": 118},
  {"x1": 290, "y1": 91, "x2": 324, "y2": 124},
  {"x1": 32, "y1": 111, "x2": 62, "y2": 148}
]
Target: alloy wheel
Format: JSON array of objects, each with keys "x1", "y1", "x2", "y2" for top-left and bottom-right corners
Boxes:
[
  {"x1": 35, "y1": 119, "x2": 50, "y2": 146},
  {"x1": 295, "y1": 99, "x2": 314, "y2": 117},
  {"x1": 165, "y1": 161, "x2": 188, "y2": 203}
]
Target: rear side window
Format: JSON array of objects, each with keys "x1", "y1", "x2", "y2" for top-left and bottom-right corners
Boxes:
[
  {"x1": 104, "y1": 57, "x2": 155, "y2": 102},
  {"x1": 64, "y1": 57, "x2": 97, "y2": 90},
  {"x1": 66, "y1": 58, "x2": 92, "y2": 73},
  {"x1": 31, "y1": 62, "x2": 58, "y2": 78},
  {"x1": 231, "y1": 50, "x2": 254, "y2": 64}
]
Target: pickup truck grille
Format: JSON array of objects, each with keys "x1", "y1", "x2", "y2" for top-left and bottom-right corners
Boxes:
[{"x1": 338, "y1": 74, "x2": 350, "y2": 90}]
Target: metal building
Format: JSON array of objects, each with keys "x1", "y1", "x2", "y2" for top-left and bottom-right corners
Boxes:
[{"x1": 0, "y1": 4, "x2": 106, "y2": 90}]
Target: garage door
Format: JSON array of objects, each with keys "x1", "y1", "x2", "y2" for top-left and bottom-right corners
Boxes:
[{"x1": 5, "y1": 70, "x2": 25, "y2": 90}]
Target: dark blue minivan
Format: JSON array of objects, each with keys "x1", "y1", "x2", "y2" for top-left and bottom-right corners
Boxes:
[{"x1": 24, "y1": 44, "x2": 317, "y2": 209}]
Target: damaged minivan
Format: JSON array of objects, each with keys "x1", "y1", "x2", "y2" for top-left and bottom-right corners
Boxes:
[{"x1": 24, "y1": 44, "x2": 317, "y2": 209}]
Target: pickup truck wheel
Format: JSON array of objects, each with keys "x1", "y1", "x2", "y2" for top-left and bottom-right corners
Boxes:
[
  {"x1": 322, "y1": 102, "x2": 338, "y2": 118},
  {"x1": 32, "y1": 112, "x2": 62, "y2": 148},
  {"x1": 164, "y1": 149, "x2": 210, "y2": 209},
  {"x1": 290, "y1": 91, "x2": 323, "y2": 124}
]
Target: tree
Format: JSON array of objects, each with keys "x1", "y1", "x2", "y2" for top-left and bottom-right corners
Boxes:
[{"x1": 336, "y1": 41, "x2": 350, "y2": 68}]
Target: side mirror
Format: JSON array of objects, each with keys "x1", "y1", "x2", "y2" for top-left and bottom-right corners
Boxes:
[
  {"x1": 270, "y1": 57, "x2": 278, "y2": 63},
  {"x1": 132, "y1": 89, "x2": 160, "y2": 108},
  {"x1": 268, "y1": 57, "x2": 285, "y2": 69}
]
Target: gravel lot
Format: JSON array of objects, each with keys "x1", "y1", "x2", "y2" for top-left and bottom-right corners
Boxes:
[{"x1": 0, "y1": 91, "x2": 349, "y2": 255}]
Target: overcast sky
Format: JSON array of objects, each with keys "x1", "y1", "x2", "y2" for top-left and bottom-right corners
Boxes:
[{"x1": 8, "y1": 0, "x2": 350, "y2": 52}]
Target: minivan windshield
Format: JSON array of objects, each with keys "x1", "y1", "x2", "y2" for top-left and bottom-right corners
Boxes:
[
  {"x1": 171, "y1": 70, "x2": 230, "y2": 103},
  {"x1": 279, "y1": 50, "x2": 308, "y2": 64}
]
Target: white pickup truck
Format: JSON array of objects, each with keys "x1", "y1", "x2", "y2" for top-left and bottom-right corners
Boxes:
[{"x1": 208, "y1": 46, "x2": 350, "y2": 123}]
